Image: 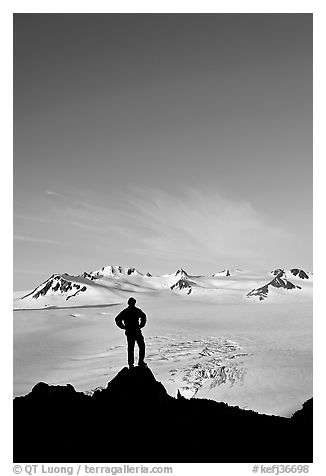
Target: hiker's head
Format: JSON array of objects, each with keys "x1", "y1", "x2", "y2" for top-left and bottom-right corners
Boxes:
[{"x1": 128, "y1": 297, "x2": 136, "y2": 307}]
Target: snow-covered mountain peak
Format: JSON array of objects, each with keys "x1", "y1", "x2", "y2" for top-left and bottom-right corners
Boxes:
[
  {"x1": 248, "y1": 267, "x2": 312, "y2": 301},
  {"x1": 91, "y1": 265, "x2": 144, "y2": 278},
  {"x1": 213, "y1": 269, "x2": 231, "y2": 277},
  {"x1": 21, "y1": 274, "x2": 88, "y2": 301},
  {"x1": 175, "y1": 268, "x2": 188, "y2": 278},
  {"x1": 175, "y1": 268, "x2": 187, "y2": 275}
]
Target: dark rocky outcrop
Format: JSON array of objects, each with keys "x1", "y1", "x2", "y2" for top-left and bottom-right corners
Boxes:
[
  {"x1": 170, "y1": 278, "x2": 194, "y2": 293},
  {"x1": 13, "y1": 366, "x2": 312, "y2": 463},
  {"x1": 290, "y1": 268, "x2": 309, "y2": 280}
]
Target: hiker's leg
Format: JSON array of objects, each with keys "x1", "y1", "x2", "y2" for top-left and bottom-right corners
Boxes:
[
  {"x1": 127, "y1": 334, "x2": 136, "y2": 367},
  {"x1": 136, "y1": 333, "x2": 145, "y2": 364}
]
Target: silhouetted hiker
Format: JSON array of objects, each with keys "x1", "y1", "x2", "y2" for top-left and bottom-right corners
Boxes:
[{"x1": 115, "y1": 297, "x2": 147, "y2": 369}]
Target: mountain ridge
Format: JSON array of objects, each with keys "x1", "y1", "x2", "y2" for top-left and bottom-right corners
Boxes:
[{"x1": 14, "y1": 264, "x2": 313, "y2": 309}]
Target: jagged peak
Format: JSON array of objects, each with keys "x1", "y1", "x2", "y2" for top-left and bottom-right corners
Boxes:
[
  {"x1": 175, "y1": 268, "x2": 188, "y2": 276},
  {"x1": 21, "y1": 273, "x2": 88, "y2": 301}
]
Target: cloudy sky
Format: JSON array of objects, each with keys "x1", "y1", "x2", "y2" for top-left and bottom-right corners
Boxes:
[{"x1": 14, "y1": 13, "x2": 312, "y2": 290}]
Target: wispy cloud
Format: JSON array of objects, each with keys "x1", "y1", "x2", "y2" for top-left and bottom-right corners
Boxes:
[
  {"x1": 14, "y1": 234, "x2": 61, "y2": 245},
  {"x1": 123, "y1": 188, "x2": 293, "y2": 266},
  {"x1": 15, "y1": 202, "x2": 108, "y2": 235},
  {"x1": 15, "y1": 187, "x2": 295, "y2": 269},
  {"x1": 45, "y1": 190, "x2": 64, "y2": 198}
]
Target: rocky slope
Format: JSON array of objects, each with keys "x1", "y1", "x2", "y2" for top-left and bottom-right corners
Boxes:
[{"x1": 13, "y1": 365, "x2": 312, "y2": 463}]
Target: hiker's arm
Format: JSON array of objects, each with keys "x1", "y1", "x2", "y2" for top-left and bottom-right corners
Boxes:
[
  {"x1": 115, "y1": 312, "x2": 126, "y2": 329},
  {"x1": 139, "y1": 311, "x2": 147, "y2": 329}
]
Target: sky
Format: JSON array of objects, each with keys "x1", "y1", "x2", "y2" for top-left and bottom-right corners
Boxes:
[{"x1": 13, "y1": 13, "x2": 312, "y2": 290}]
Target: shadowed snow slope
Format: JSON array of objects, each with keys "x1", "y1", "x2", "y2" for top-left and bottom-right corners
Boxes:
[
  {"x1": 14, "y1": 265, "x2": 313, "y2": 309},
  {"x1": 13, "y1": 365, "x2": 312, "y2": 463}
]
